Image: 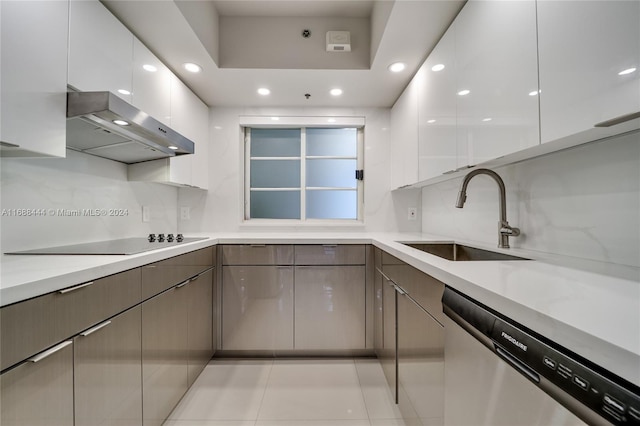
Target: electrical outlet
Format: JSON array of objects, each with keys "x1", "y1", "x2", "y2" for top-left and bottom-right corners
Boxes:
[
  {"x1": 180, "y1": 206, "x2": 191, "y2": 221},
  {"x1": 142, "y1": 206, "x2": 150, "y2": 223},
  {"x1": 408, "y1": 207, "x2": 417, "y2": 221}
]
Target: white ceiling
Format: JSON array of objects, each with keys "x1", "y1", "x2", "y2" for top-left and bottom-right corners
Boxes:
[{"x1": 102, "y1": 0, "x2": 465, "y2": 108}]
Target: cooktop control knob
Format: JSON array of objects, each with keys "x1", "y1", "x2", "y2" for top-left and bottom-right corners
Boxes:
[
  {"x1": 148, "y1": 234, "x2": 156, "y2": 242},
  {"x1": 158, "y1": 234, "x2": 165, "y2": 242},
  {"x1": 167, "y1": 234, "x2": 174, "y2": 242},
  {"x1": 176, "y1": 234, "x2": 184, "y2": 242}
]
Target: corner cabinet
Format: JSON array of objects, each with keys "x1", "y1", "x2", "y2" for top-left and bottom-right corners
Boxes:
[
  {"x1": 128, "y1": 75, "x2": 210, "y2": 189},
  {"x1": 0, "y1": 0, "x2": 68, "y2": 158},
  {"x1": 537, "y1": 0, "x2": 640, "y2": 144}
]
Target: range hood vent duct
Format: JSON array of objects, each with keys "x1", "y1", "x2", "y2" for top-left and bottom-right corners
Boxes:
[{"x1": 66, "y1": 91, "x2": 194, "y2": 164}]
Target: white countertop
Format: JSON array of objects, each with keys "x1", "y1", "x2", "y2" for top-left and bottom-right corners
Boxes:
[{"x1": 1, "y1": 232, "x2": 639, "y2": 387}]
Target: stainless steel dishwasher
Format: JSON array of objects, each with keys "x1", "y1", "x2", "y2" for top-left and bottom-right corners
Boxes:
[{"x1": 442, "y1": 287, "x2": 640, "y2": 426}]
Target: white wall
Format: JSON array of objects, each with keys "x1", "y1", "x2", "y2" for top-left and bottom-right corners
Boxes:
[
  {"x1": 178, "y1": 106, "x2": 421, "y2": 234},
  {"x1": 0, "y1": 150, "x2": 178, "y2": 253},
  {"x1": 421, "y1": 132, "x2": 640, "y2": 267}
]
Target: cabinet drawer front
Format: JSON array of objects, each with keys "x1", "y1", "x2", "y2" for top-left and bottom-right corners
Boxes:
[
  {"x1": 141, "y1": 246, "x2": 214, "y2": 299},
  {"x1": 222, "y1": 244, "x2": 293, "y2": 265},
  {"x1": 1, "y1": 268, "x2": 141, "y2": 371},
  {"x1": 1, "y1": 341, "x2": 74, "y2": 425},
  {"x1": 295, "y1": 244, "x2": 366, "y2": 265}
]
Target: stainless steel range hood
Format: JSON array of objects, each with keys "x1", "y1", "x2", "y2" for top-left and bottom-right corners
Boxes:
[{"x1": 66, "y1": 91, "x2": 194, "y2": 164}]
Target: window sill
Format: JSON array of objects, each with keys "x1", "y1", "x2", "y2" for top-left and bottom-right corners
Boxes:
[{"x1": 239, "y1": 219, "x2": 366, "y2": 231}]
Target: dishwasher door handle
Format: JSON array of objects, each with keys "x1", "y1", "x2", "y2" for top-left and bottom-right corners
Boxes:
[{"x1": 495, "y1": 344, "x2": 540, "y2": 384}]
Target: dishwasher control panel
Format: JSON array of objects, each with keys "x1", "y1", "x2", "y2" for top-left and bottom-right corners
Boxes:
[{"x1": 492, "y1": 317, "x2": 640, "y2": 425}]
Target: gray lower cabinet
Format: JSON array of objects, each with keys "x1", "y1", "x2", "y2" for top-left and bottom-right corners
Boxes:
[
  {"x1": 397, "y1": 291, "x2": 445, "y2": 424},
  {"x1": 142, "y1": 285, "x2": 189, "y2": 426},
  {"x1": 294, "y1": 265, "x2": 366, "y2": 350},
  {"x1": 379, "y1": 251, "x2": 445, "y2": 421},
  {"x1": 74, "y1": 306, "x2": 142, "y2": 426},
  {"x1": 222, "y1": 265, "x2": 294, "y2": 350},
  {"x1": 373, "y1": 248, "x2": 384, "y2": 354},
  {"x1": 0, "y1": 341, "x2": 74, "y2": 426},
  {"x1": 188, "y1": 267, "x2": 215, "y2": 385}
]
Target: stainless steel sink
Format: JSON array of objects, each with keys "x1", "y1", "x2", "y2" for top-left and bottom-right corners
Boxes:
[{"x1": 400, "y1": 242, "x2": 530, "y2": 261}]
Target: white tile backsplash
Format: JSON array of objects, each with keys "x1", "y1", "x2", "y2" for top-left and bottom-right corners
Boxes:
[
  {"x1": 421, "y1": 131, "x2": 640, "y2": 267},
  {"x1": 0, "y1": 149, "x2": 178, "y2": 253}
]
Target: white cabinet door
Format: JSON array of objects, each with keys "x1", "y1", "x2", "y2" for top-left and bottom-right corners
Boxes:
[
  {"x1": 170, "y1": 75, "x2": 209, "y2": 189},
  {"x1": 0, "y1": 0, "x2": 68, "y2": 158},
  {"x1": 391, "y1": 76, "x2": 420, "y2": 188},
  {"x1": 454, "y1": 0, "x2": 539, "y2": 168},
  {"x1": 132, "y1": 38, "x2": 172, "y2": 127},
  {"x1": 68, "y1": 0, "x2": 133, "y2": 102},
  {"x1": 537, "y1": 0, "x2": 640, "y2": 143},
  {"x1": 418, "y1": 22, "x2": 457, "y2": 181}
]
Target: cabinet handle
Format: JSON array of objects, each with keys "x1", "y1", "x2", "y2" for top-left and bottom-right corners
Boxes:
[
  {"x1": 394, "y1": 284, "x2": 407, "y2": 295},
  {"x1": 58, "y1": 281, "x2": 94, "y2": 294},
  {"x1": 322, "y1": 244, "x2": 338, "y2": 248},
  {"x1": 191, "y1": 266, "x2": 215, "y2": 281},
  {"x1": 28, "y1": 341, "x2": 72, "y2": 363},
  {"x1": 376, "y1": 267, "x2": 392, "y2": 283},
  {"x1": 176, "y1": 279, "x2": 190, "y2": 288},
  {"x1": 249, "y1": 244, "x2": 266, "y2": 248},
  {"x1": 80, "y1": 321, "x2": 111, "y2": 337},
  {"x1": 595, "y1": 111, "x2": 640, "y2": 128}
]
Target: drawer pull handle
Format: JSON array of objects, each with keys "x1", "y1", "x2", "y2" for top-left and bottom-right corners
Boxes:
[
  {"x1": 249, "y1": 244, "x2": 266, "y2": 248},
  {"x1": 322, "y1": 244, "x2": 338, "y2": 248},
  {"x1": 29, "y1": 341, "x2": 72, "y2": 363},
  {"x1": 80, "y1": 321, "x2": 111, "y2": 337},
  {"x1": 594, "y1": 111, "x2": 640, "y2": 127},
  {"x1": 393, "y1": 284, "x2": 407, "y2": 295},
  {"x1": 176, "y1": 279, "x2": 190, "y2": 288},
  {"x1": 58, "y1": 281, "x2": 94, "y2": 294}
]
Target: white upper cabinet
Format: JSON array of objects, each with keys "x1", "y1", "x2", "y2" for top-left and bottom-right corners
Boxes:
[
  {"x1": 454, "y1": 0, "x2": 539, "y2": 168},
  {"x1": 537, "y1": 0, "x2": 640, "y2": 143},
  {"x1": 132, "y1": 39, "x2": 172, "y2": 127},
  {"x1": 68, "y1": 0, "x2": 133, "y2": 102},
  {"x1": 0, "y1": 0, "x2": 69, "y2": 158},
  {"x1": 128, "y1": 76, "x2": 209, "y2": 189},
  {"x1": 418, "y1": 22, "x2": 457, "y2": 181},
  {"x1": 390, "y1": 75, "x2": 420, "y2": 188}
]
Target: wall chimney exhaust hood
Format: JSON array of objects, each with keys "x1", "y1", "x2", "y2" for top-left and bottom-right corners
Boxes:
[{"x1": 66, "y1": 91, "x2": 194, "y2": 164}]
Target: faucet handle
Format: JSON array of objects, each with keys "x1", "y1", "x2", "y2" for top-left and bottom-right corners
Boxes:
[{"x1": 500, "y1": 222, "x2": 520, "y2": 237}]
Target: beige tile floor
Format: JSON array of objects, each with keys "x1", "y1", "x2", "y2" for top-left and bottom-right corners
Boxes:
[{"x1": 164, "y1": 358, "x2": 407, "y2": 426}]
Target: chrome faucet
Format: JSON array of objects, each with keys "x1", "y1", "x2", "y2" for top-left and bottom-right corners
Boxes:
[{"x1": 455, "y1": 168, "x2": 520, "y2": 248}]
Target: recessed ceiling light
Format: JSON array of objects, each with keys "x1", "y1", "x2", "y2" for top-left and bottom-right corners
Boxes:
[
  {"x1": 427, "y1": 119, "x2": 436, "y2": 124},
  {"x1": 457, "y1": 89, "x2": 470, "y2": 96},
  {"x1": 184, "y1": 62, "x2": 202, "y2": 73},
  {"x1": 214, "y1": 126, "x2": 222, "y2": 130},
  {"x1": 330, "y1": 88, "x2": 343, "y2": 96},
  {"x1": 271, "y1": 117, "x2": 280, "y2": 121},
  {"x1": 117, "y1": 89, "x2": 131, "y2": 95},
  {"x1": 432, "y1": 64, "x2": 445, "y2": 72},
  {"x1": 482, "y1": 118, "x2": 492, "y2": 122},
  {"x1": 143, "y1": 64, "x2": 157, "y2": 72},
  {"x1": 257, "y1": 88, "x2": 271, "y2": 96},
  {"x1": 388, "y1": 62, "x2": 406, "y2": 73},
  {"x1": 529, "y1": 90, "x2": 540, "y2": 96},
  {"x1": 619, "y1": 67, "x2": 637, "y2": 75},
  {"x1": 328, "y1": 118, "x2": 337, "y2": 123},
  {"x1": 113, "y1": 119, "x2": 129, "y2": 126},
  {"x1": 168, "y1": 146, "x2": 179, "y2": 150}
]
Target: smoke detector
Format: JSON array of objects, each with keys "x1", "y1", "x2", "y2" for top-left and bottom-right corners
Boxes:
[{"x1": 326, "y1": 31, "x2": 351, "y2": 52}]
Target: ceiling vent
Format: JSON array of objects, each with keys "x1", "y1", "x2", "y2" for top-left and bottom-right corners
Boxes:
[{"x1": 326, "y1": 31, "x2": 351, "y2": 52}]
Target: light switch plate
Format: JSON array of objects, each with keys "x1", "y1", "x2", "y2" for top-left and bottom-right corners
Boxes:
[{"x1": 142, "y1": 206, "x2": 150, "y2": 223}]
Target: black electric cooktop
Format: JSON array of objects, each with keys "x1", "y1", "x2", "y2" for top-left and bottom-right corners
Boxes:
[{"x1": 5, "y1": 236, "x2": 207, "y2": 255}]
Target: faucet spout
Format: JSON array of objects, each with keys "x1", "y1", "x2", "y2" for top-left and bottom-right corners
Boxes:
[{"x1": 455, "y1": 168, "x2": 520, "y2": 248}]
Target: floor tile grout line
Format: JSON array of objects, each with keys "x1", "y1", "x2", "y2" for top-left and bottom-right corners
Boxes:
[
  {"x1": 353, "y1": 357, "x2": 376, "y2": 423},
  {"x1": 254, "y1": 358, "x2": 275, "y2": 423}
]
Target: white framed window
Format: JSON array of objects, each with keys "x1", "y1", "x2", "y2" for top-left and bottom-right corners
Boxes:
[{"x1": 243, "y1": 124, "x2": 364, "y2": 221}]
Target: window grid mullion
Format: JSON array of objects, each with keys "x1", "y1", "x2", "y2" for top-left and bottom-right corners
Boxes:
[{"x1": 300, "y1": 127, "x2": 307, "y2": 220}]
